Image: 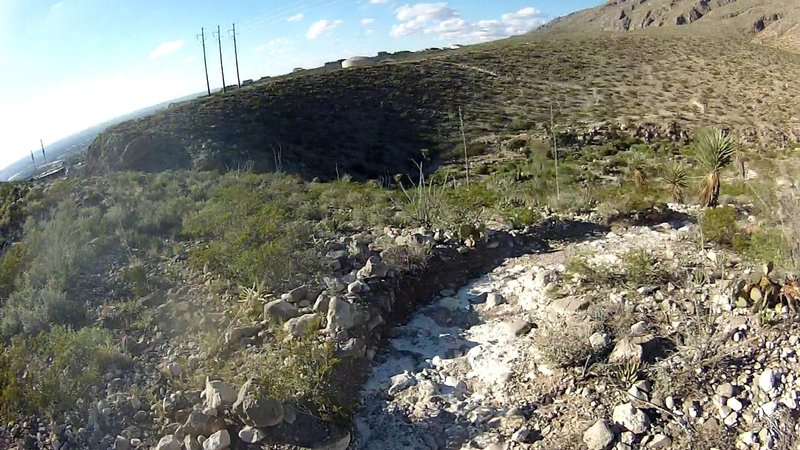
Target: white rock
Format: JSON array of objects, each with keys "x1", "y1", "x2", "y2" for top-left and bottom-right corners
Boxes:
[
  {"x1": 723, "y1": 412, "x2": 738, "y2": 427},
  {"x1": 726, "y1": 397, "x2": 743, "y2": 412},
  {"x1": 649, "y1": 434, "x2": 671, "y2": 449},
  {"x1": 612, "y1": 403, "x2": 650, "y2": 434},
  {"x1": 780, "y1": 397, "x2": 797, "y2": 409},
  {"x1": 203, "y1": 430, "x2": 230, "y2": 450},
  {"x1": 202, "y1": 378, "x2": 237, "y2": 410},
  {"x1": 760, "y1": 401, "x2": 778, "y2": 417},
  {"x1": 155, "y1": 435, "x2": 181, "y2": 450},
  {"x1": 486, "y1": 293, "x2": 505, "y2": 308},
  {"x1": 238, "y1": 427, "x2": 266, "y2": 444},
  {"x1": 583, "y1": 419, "x2": 615, "y2": 450},
  {"x1": 388, "y1": 372, "x2": 417, "y2": 396},
  {"x1": 759, "y1": 369, "x2": 779, "y2": 393},
  {"x1": 739, "y1": 431, "x2": 757, "y2": 445},
  {"x1": 589, "y1": 332, "x2": 610, "y2": 350}
]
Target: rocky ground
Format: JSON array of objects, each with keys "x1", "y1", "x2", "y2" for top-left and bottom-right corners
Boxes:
[
  {"x1": 355, "y1": 210, "x2": 800, "y2": 449},
  {"x1": 2, "y1": 206, "x2": 799, "y2": 450}
]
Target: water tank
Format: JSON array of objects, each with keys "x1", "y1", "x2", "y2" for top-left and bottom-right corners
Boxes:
[{"x1": 342, "y1": 56, "x2": 373, "y2": 68}]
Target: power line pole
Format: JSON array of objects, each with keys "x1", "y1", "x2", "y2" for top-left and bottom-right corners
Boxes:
[
  {"x1": 229, "y1": 23, "x2": 241, "y2": 88},
  {"x1": 459, "y1": 106, "x2": 469, "y2": 185},
  {"x1": 213, "y1": 25, "x2": 226, "y2": 93},
  {"x1": 40, "y1": 139, "x2": 46, "y2": 163},
  {"x1": 197, "y1": 28, "x2": 211, "y2": 96}
]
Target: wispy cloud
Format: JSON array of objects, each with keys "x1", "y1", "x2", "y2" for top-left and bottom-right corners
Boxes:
[
  {"x1": 361, "y1": 18, "x2": 375, "y2": 25},
  {"x1": 255, "y1": 38, "x2": 292, "y2": 53},
  {"x1": 370, "y1": 0, "x2": 389, "y2": 3},
  {"x1": 148, "y1": 39, "x2": 184, "y2": 59},
  {"x1": 306, "y1": 19, "x2": 343, "y2": 39},
  {"x1": 287, "y1": 13, "x2": 304, "y2": 22}
]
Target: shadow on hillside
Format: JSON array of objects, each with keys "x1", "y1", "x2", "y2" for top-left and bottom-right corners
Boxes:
[{"x1": 86, "y1": 62, "x2": 502, "y2": 181}]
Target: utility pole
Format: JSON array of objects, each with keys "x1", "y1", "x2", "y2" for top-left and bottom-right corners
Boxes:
[
  {"x1": 40, "y1": 139, "x2": 46, "y2": 162},
  {"x1": 213, "y1": 25, "x2": 226, "y2": 93},
  {"x1": 30, "y1": 151, "x2": 35, "y2": 165},
  {"x1": 229, "y1": 23, "x2": 241, "y2": 88},
  {"x1": 551, "y1": 103, "x2": 560, "y2": 200},
  {"x1": 197, "y1": 28, "x2": 211, "y2": 96},
  {"x1": 459, "y1": 107, "x2": 469, "y2": 185}
]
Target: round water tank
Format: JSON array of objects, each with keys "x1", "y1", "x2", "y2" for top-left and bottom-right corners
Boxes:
[{"x1": 342, "y1": 56, "x2": 373, "y2": 68}]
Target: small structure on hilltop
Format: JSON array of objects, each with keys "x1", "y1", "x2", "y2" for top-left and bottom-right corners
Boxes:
[{"x1": 342, "y1": 56, "x2": 374, "y2": 68}]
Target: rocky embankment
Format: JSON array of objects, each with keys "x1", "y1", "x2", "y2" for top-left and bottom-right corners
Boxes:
[{"x1": 356, "y1": 211, "x2": 800, "y2": 449}]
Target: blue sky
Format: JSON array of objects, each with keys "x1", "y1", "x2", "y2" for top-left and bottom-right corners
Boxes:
[{"x1": 0, "y1": 0, "x2": 600, "y2": 168}]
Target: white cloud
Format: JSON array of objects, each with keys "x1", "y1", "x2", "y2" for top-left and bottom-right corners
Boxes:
[
  {"x1": 255, "y1": 38, "x2": 292, "y2": 53},
  {"x1": 306, "y1": 19, "x2": 343, "y2": 39},
  {"x1": 365, "y1": 29, "x2": 375, "y2": 35},
  {"x1": 390, "y1": 3, "x2": 459, "y2": 37},
  {"x1": 50, "y1": 2, "x2": 64, "y2": 11},
  {"x1": 287, "y1": 13, "x2": 304, "y2": 22},
  {"x1": 391, "y1": 4, "x2": 545, "y2": 42},
  {"x1": 361, "y1": 18, "x2": 375, "y2": 25},
  {"x1": 148, "y1": 39, "x2": 185, "y2": 59},
  {"x1": 370, "y1": 0, "x2": 389, "y2": 3}
]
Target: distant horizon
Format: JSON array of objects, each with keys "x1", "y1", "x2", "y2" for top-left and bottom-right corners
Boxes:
[{"x1": 0, "y1": 0, "x2": 602, "y2": 171}]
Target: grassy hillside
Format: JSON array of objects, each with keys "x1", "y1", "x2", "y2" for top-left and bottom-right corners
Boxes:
[{"x1": 85, "y1": 30, "x2": 800, "y2": 179}]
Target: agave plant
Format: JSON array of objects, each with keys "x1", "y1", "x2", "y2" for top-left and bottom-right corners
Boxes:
[
  {"x1": 694, "y1": 127, "x2": 737, "y2": 207},
  {"x1": 663, "y1": 162, "x2": 688, "y2": 203}
]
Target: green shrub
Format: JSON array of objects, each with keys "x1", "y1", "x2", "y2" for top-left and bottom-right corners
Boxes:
[
  {"x1": 621, "y1": 249, "x2": 668, "y2": 287},
  {"x1": 732, "y1": 229, "x2": 792, "y2": 269},
  {"x1": 0, "y1": 243, "x2": 28, "y2": 300},
  {"x1": 506, "y1": 207, "x2": 541, "y2": 229},
  {"x1": 0, "y1": 326, "x2": 115, "y2": 419},
  {"x1": 701, "y1": 206, "x2": 738, "y2": 244}
]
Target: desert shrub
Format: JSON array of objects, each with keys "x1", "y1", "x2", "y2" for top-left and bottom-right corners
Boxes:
[
  {"x1": 0, "y1": 243, "x2": 28, "y2": 300},
  {"x1": 506, "y1": 207, "x2": 541, "y2": 228},
  {"x1": 533, "y1": 319, "x2": 599, "y2": 368},
  {"x1": 0, "y1": 326, "x2": 115, "y2": 419},
  {"x1": 184, "y1": 173, "x2": 322, "y2": 291},
  {"x1": 701, "y1": 206, "x2": 738, "y2": 244},
  {"x1": 620, "y1": 249, "x2": 668, "y2": 287},
  {"x1": 0, "y1": 287, "x2": 85, "y2": 339},
  {"x1": 508, "y1": 118, "x2": 534, "y2": 132},
  {"x1": 381, "y1": 242, "x2": 431, "y2": 272},
  {"x1": 732, "y1": 229, "x2": 792, "y2": 269}
]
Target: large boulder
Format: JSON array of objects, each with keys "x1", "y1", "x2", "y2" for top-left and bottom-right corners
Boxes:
[
  {"x1": 233, "y1": 379, "x2": 284, "y2": 427},
  {"x1": 612, "y1": 403, "x2": 650, "y2": 434},
  {"x1": 155, "y1": 435, "x2": 181, "y2": 450},
  {"x1": 326, "y1": 297, "x2": 356, "y2": 331},
  {"x1": 283, "y1": 314, "x2": 319, "y2": 337},
  {"x1": 202, "y1": 430, "x2": 230, "y2": 450},
  {"x1": 264, "y1": 299, "x2": 300, "y2": 322},
  {"x1": 201, "y1": 378, "x2": 237, "y2": 410}
]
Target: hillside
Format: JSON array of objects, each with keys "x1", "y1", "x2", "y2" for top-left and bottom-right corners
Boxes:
[
  {"x1": 84, "y1": 30, "x2": 800, "y2": 178},
  {"x1": 541, "y1": 0, "x2": 800, "y2": 54}
]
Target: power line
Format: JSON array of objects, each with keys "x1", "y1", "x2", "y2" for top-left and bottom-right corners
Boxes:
[
  {"x1": 197, "y1": 28, "x2": 211, "y2": 96},
  {"x1": 229, "y1": 23, "x2": 241, "y2": 88},
  {"x1": 213, "y1": 25, "x2": 226, "y2": 93}
]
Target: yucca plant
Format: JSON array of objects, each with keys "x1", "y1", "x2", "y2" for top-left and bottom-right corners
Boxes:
[
  {"x1": 663, "y1": 162, "x2": 688, "y2": 203},
  {"x1": 694, "y1": 127, "x2": 737, "y2": 207}
]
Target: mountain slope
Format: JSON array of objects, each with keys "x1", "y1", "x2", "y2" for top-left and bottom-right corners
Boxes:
[
  {"x1": 541, "y1": 0, "x2": 800, "y2": 53},
  {"x1": 85, "y1": 29, "x2": 800, "y2": 177}
]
